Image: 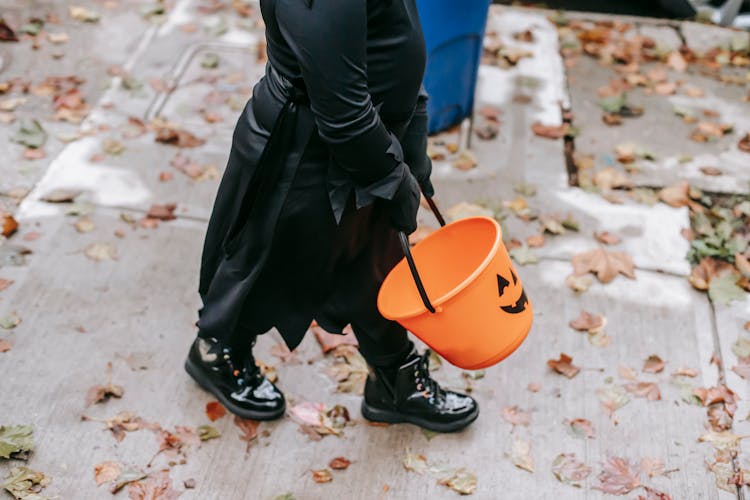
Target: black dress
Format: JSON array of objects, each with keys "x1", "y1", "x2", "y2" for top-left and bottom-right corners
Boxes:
[{"x1": 196, "y1": 0, "x2": 428, "y2": 366}]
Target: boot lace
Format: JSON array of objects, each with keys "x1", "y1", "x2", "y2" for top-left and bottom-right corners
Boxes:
[{"x1": 415, "y1": 350, "x2": 444, "y2": 400}]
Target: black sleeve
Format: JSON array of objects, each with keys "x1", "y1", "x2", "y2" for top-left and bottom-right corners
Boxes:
[{"x1": 275, "y1": 0, "x2": 404, "y2": 186}]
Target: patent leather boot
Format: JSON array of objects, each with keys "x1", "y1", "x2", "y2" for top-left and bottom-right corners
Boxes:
[
  {"x1": 361, "y1": 348, "x2": 479, "y2": 432},
  {"x1": 185, "y1": 336, "x2": 285, "y2": 420}
]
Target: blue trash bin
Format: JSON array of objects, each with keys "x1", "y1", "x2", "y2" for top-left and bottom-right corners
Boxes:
[{"x1": 416, "y1": 0, "x2": 492, "y2": 135}]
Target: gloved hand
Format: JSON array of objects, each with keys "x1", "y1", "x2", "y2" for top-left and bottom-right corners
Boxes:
[{"x1": 387, "y1": 166, "x2": 421, "y2": 234}]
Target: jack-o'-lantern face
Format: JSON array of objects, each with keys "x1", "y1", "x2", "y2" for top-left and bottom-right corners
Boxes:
[{"x1": 497, "y1": 270, "x2": 528, "y2": 314}]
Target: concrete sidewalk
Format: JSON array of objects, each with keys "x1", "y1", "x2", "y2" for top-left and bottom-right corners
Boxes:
[{"x1": 0, "y1": 2, "x2": 749, "y2": 499}]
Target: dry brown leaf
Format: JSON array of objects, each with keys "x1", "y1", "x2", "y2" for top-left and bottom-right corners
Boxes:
[
  {"x1": 571, "y1": 248, "x2": 635, "y2": 283},
  {"x1": 739, "y1": 133, "x2": 750, "y2": 153},
  {"x1": 594, "y1": 231, "x2": 621, "y2": 245},
  {"x1": 146, "y1": 204, "x2": 177, "y2": 221},
  {"x1": 689, "y1": 257, "x2": 735, "y2": 290},
  {"x1": 526, "y1": 234, "x2": 545, "y2": 248},
  {"x1": 511, "y1": 438, "x2": 534, "y2": 472},
  {"x1": 643, "y1": 355, "x2": 666, "y2": 373},
  {"x1": 667, "y1": 51, "x2": 687, "y2": 72},
  {"x1": 329, "y1": 457, "x2": 351, "y2": 470},
  {"x1": 94, "y1": 461, "x2": 121, "y2": 486},
  {"x1": 565, "y1": 418, "x2": 596, "y2": 439},
  {"x1": 618, "y1": 365, "x2": 638, "y2": 381},
  {"x1": 452, "y1": 150, "x2": 477, "y2": 171},
  {"x1": 127, "y1": 469, "x2": 179, "y2": 500},
  {"x1": 700, "y1": 166, "x2": 722, "y2": 176},
  {"x1": 639, "y1": 458, "x2": 666, "y2": 478},
  {"x1": 532, "y1": 121, "x2": 568, "y2": 139},
  {"x1": 205, "y1": 401, "x2": 226, "y2": 422},
  {"x1": 547, "y1": 353, "x2": 580, "y2": 378},
  {"x1": 0, "y1": 339, "x2": 11, "y2": 352},
  {"x1": 527, "y1": 382, "x2": 541, "y2": 393},
  {"x1": 155, "y1": 126, "x2": 205, "y2": 148},
  {"x1": 501, "y1": 406, "x2": 531, "y2": 427},
  {"x1": 672, "y1": 366, "x2": 698, "y2": 377},
  {"x1": 624, "y1": 382, "x2": 661, "y2": 401},
  {"x1": 310, "y1": 322, "x2": 358, "y2": 353},
  {"x1": 732, "y1": 356, "x2": 750, "y2": 379},
  {"x1": 312, "y1": 469, "x2": 333, "y2": 483},
  {"x1": 2, "y1": 213, "x2": 18, "y2": 238},
  {"x1": 658, "y1": 181, "x2": 703, "y2": 212},
  {"x1": 569, "y1": 311, "x2": 604, "y2": 332},
  {"x1": 594, "y1": 456, "x2": 642, "y2": 495},
  {"x1": 234, "y1": 416, "x2": 260, "y2": 454},
  {"x1": 565, "y1": 274, "x2": 593, "y2": 293},
  {"x1": 594, "y1": 167, "x2": 632, "y2": 190}
]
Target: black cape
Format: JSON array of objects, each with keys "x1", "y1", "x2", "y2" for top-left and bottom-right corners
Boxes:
[{"x1": 197, "y1": 0, "x2": 428, "y2": 350}]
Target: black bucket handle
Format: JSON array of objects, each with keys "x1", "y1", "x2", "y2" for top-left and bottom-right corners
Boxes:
[{"x1": 398, "y1": 197, "x2": 446, "y2": 315}]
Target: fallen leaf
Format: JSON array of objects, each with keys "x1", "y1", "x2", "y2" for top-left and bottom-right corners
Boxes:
[
  {"x1": 197, "y1": 425, "x2": 220, "y2": 441},
  {"x1": 594, "y1": 231, "x2": 621, "y2": 245},
  {"x1": 234, "y1": 416, "x2": 259, "y2": 454},
  {"x1": 699, "y1": 430, "x2": 743, "y2": 453},
  {"x1": 532, "y1": 121, "x2": 568, "y2": 139},
  {"x1": 452, "y1": 150, "x2": 477, "y2": 171},
  {"x1": 709, "y1": 274, "x2": 745, "y2": 305},
  {"x1": 565, "y1": 274, "x2": 593, "y2": 293},
  {"x1": 85, "y1": 382, "x2": 124, "y2": 406},
  {"x1": 205, "y1": 401, "x2": 226, "y2": 421},
  {"x1": 526, "y1": 234, "x2": 545, "y2": 248},
  {"x1": 445, "y1": 202, "x2": 493, "y2": 221},
  {"x1": 146, "y1": 204, "x2": 177, "y2": 221},
  {"x1": 0, "y1": 339, "x2": 10, "y2": 353},
  {"x1": 672, "y1": 366, "x2": 698, "y2": 377},
  {"x1": 94, "y1": 461, "x2": 121, "y2": 486},
  {"x1": 624, "y1": 382, "x2": 661, "y2": 401},
  {"x1": 0, "y1": 313, "x2": 21, "y2": 330},
  {"x1": 594, "y1": 456, "x2": 641, "y2": 495},
  {"x1": 155, "y1": 126, "x2": 205, "y2": 148},
  {"x1": 659, "y1": 181, "x2": 703, "y2": 211},
  {"x1": 571, "y1": 248, "x2": 635, "y2": 283},
  {"x1": 437, "y1": 468, "x2": 477, "y2": 495},
  {"x1": 639, "y1": 458, "x2": 666, "y2": 478},
  {"x1": 75, "y1": 217, "x2": 95, "y2": 233},
  {"x1": 11, "y1": 119, "x2": 46, "y2": 149},
  {"x1": 510, "y1": 438, "x2": 534, "y2": 472},
  {"x1": 548, "y1": 353, "x2": 580, "y2": 378},
  {"x1": 733, "y1": 357, "x2": 750, "y2": 379},
  {"x1": 667, "y1": 51, "x2": 687, "y2": 72},
  {"x1": 700, "y1": 166, "x2": 722, "y2": 176},
  {"x1": 0, "y1": 19, "x2": 19, "y2": 42},
  {"x1": 565, "y1": 418, "x2": 595, "y2": 439},
  {"x1": 402, "y1": 451, "x2": 429, "y2": 474},
  {"x1": 2, "y1": 214, "x2": 18, "y2": 238},
  {"x1": 82, "y1": 411, "x2": 143, "y2": 442},
  {"x1": 70, "y1": 5, "x2": 100, "y2": 22},
  {"x1": 594, "y1": 167, "x2": 632, "y2": 190},
  {"x1": 569, "y1": 311, "x2": 604, "y2": 332},
  {"x1": 311, "y1": 322, "x2": 358, "y2": 353},
  {"x1": 739, "y1": 133, "x2": 750, "y2": 153},
  {"x1": 312, "y1": 469, "x2": 332, "y2": 483},
  {"x1": 84, "y1": 242, "x2": 118, "y2": 261},
  {"x1": 329, "y1": 457, "x2": 351, "y2": 470},
  {"x1": 643, "y1": 355, "x2": 666, "y2": 373},
  {"x1": 501, "y1": 406, "x2": 531, "y2": 427},
  {"x1": 41, "y1": 189, "x2": 82, "y2": 203},
  {"x1": 619, "y1": 365, "x2": 638, "y2": 380},
  {"x1": 327, "y1": 345, "x2": 368, "y2": 394},
  {"x1": 0, "y1": 425, "x2": 33, "y2": 459},
  {"x1": 527, "y1": 382, "x2": 541, "y2": 393},
  {"x1": 509, "y1": 244, "x2": 538, "y2": 265},
  {"x1": 689, "y1": 257, "x2": 735, "y2": 291},
  {"x1": 1, "y1": 467, "x2": 50, "y2": 499},
  {"x1": 597, "y1": 385, "x2": 631, "y2": 417},
  {"x1": 552, "y1": 453, "x2": 591, "y2": 487},
  {"x1": 110, "y1": 468, "x2": 147, "y2": 494},
  {"x1": 127, "y1": 469, "x2": 179, "y2": 500}
]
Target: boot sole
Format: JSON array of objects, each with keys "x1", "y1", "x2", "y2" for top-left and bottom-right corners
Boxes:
[
  {"x1": 184, "y1": 358, "x2": 285, "y2": 421},
  {"x1": 360, "y1": 400, "x2": 479, "y2": 433}
]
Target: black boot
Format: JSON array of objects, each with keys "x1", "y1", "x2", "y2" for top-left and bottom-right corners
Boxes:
[
  {"x1": 361, "y1": 348, "x2": 479, "y2": 432},
  {"x1": 185, "y1": 336, "x2": 285, "y2": 420}
]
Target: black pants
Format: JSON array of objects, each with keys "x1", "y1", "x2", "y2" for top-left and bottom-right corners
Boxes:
[{"x1": 199, "y1": 130, "x2": 412, "y2": 369}]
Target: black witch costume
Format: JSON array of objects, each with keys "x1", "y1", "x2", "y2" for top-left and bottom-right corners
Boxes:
[{"x1": 185, "y1": 0, "x2": 478, "y2": 432}]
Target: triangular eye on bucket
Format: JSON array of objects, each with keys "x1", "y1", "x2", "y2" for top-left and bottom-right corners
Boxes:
[{"x1": 497, "y1": 274, "x2": 510, "y2": 296}]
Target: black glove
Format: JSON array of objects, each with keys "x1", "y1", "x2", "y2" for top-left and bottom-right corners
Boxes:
[
  {"x1": 387, "y1": 166, "x2": 421, "y2": 234},
  {"x1": 402, "y1": 90, "x2": 435, "y2": 198}
]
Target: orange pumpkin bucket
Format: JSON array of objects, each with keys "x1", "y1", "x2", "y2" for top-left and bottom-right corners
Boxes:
[{"x1": 378, "y1": 202, "x2": 533, "y2": 370}]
